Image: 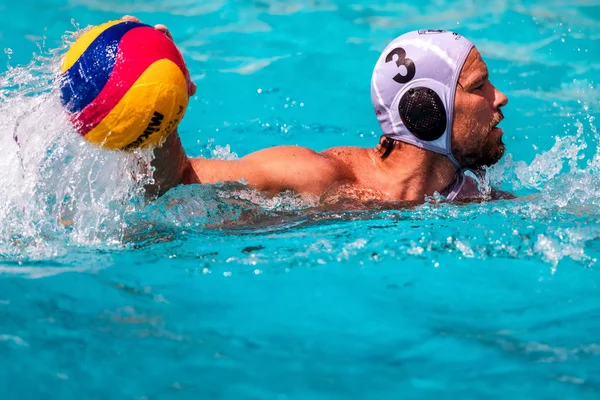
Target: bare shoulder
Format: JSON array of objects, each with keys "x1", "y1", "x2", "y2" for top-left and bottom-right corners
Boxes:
[
  {"x1": 321, "y1": 146, "x2": 365, "y2": 159},
  {"x1": 242, "y1": 146, "x2": 353, "y2": 195},
  {"x1": 241, "y1": 145, "x2": 346, "y2": 174},
  {"x1": 321, "y1": 146, "x2": 373, "y2": 174},
  {"x1": 321, "y1": 146, "x2": 369, "y2": 165},
  {"x1": 246, "y1": 145, "x2": 333, "y2": 163}
]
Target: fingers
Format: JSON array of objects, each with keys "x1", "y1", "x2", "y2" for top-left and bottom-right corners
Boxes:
[
  {"x1": 121, "y1": 15, "x2": 140, "y2": 22},
  {"x1": 121, "y1": 15, "x2": 173, "y2": 40},
  {"x1": 120, "y1": 16, "x2": 174, "y2": 42},
  {"x1": 120, "y1": 16, "x2": 173, "y2": 41},
  {"x1": 119, "y1": 16, "x2": 195, "y2": 97},
  {"x1": 154, "y1": 24, "x2": 174, "y2": 41}
]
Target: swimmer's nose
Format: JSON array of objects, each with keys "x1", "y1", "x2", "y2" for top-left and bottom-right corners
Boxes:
[{"x1": 494, "y1": 87, "x2": 508, "y2": 109}]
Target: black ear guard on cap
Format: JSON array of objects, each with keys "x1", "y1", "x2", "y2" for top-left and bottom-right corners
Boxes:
[{"x1": 398, "y1": 87, "x2": 447, "y2": 141}]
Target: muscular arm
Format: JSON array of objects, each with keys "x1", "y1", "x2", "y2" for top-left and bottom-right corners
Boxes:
[{"x1": 190, "y1": 146, "x2": 352, "y2": 198}]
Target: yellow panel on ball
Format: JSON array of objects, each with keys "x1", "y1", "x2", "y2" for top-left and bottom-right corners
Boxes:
[{"x1": 84, "y1": 59, "x2": 189, "y2": 150}]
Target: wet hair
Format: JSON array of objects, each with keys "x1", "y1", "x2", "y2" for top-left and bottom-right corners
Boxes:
[{"x1": 378, "y1": 136, "x2": 402, "y2": 160}]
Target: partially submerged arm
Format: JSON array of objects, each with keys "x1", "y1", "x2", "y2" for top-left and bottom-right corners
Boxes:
[{"x1": 147, "y1": 135, "x2": 351, "y2": 199}]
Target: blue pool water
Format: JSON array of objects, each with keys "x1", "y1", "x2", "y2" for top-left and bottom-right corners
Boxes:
[{"x1": 1, "y1": 0, "x2": 600, "y2": 398}]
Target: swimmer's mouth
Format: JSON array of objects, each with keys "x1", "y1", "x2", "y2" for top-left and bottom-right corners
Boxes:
[
  {"x1": 490, "y1": 112, "x2": 504, "y2": 133},
  {"x1": 491, "y1": 125, "x2": 504, "y2": 136}
]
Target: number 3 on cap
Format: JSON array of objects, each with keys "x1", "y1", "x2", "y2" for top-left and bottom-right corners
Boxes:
[{"x1": 385, "y1": 47, "x2": 416, "y2": 84}]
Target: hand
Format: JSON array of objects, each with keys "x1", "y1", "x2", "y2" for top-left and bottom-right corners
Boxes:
[
  {"x1": 122, "y1": 15, "x2": 173, "y2": 40},
  {"x1": 121, "y1": 15, "x2": 197, "y2": 96}
]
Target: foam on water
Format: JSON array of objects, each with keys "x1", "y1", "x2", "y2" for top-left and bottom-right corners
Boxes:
[
  {"x1": 0, "y1": 31, "x2": 155, "y2": 262},
  {"x1": 0, "y1": 32, "x2": 317, "y2": 266}
]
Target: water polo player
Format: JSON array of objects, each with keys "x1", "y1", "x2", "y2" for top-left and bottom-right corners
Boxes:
[{"x1": 130, "y1": 17, "x2": 510, "y2": 203}]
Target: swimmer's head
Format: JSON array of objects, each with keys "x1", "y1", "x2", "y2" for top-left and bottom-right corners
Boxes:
[{"x1": 371, "y1": 30, "x2": 508, "y2": 169}]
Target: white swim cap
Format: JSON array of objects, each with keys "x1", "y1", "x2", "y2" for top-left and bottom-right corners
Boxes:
[{"x1": 371, "y1": 30, "x2": 474, "y2": 167}]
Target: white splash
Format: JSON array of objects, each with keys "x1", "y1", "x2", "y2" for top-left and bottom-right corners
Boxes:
[{"x1": 0, "y1": 34, "x2": 154, "y2": 261}]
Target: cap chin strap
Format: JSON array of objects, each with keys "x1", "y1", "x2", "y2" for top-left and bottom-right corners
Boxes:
[
  {"x1": 443, "y1": 169, "x2": 466, "y2": 201},
  {"x1": 446, "y1": 150, "x2": 464, "y2": 170}
]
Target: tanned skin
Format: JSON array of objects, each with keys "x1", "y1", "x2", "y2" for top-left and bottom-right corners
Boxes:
[{"x1": 123, "y1": 17, "x2": 509, "y2": 204}]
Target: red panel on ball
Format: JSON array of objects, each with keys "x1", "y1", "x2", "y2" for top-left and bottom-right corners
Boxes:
[{"x1": 72, "y1": 26, "x2": 191, "y2": 136}]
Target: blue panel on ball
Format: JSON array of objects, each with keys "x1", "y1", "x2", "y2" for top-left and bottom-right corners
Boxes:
[{"x1": 60, "y1": 21, "x2": 149, "y2": 113}]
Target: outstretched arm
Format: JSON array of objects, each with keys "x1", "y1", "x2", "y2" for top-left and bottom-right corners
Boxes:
[
  {"x1": 147, "y1": 134, "x2": 351, "y2": 199},
  {"x1": 190, "y1": 146, "x2": 351, "y2": 198}
]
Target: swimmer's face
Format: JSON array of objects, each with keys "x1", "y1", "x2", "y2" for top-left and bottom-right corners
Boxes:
[{"x1": 452, "y1": 48, "x2": 508, "y2": 169}]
